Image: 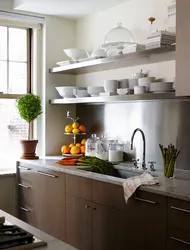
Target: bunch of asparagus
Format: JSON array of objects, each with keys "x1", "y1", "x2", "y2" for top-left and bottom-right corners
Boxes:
[
  {"x1": 159, "y1": 144, "x2": 180, "y2": 177},
  {"x1": 77, "y1": 156, "x2": 114, "y2": 175}
]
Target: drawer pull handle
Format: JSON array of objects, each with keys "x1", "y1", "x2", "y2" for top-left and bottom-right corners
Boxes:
[
  {"x1": 171, "y1": 206, "x2": 190, "y2": 214},
  {"x1": 18, "y1": 183, "x2": 30, "y2": 189},
  {"x1": 171, "y1": 237, "x2": 190, "y2": 245},
  {"x1": 18, "y1": 166, "x2": 31, "y2": 171},
  {"x1": 85, "y1": 205, "x2": 90, "y2": 208},
  {"x1": 20, "y1": 207, "x2": 31, "y2": 213},
  {"x1": 134, "y1": 197, "x2": 157, "y2": 205},
  {"x1": 36, "y1": 171, "x2": 58, "y2": 178}
]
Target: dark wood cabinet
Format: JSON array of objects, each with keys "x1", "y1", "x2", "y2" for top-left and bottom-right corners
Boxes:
[
  {"x1": 167, "y1": 198, "x2": 190, "y2": 250},
  {"x1": 17, "y1": 164, "x2": 66, "y2": 241},
  {"x1": 65, "y1": 194, "x2": 92, "y2": 250}
]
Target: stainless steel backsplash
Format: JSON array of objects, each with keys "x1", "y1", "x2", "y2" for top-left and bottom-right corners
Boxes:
[{"x1": 77, "y1": 100, "x2": 190, "y2": 171}]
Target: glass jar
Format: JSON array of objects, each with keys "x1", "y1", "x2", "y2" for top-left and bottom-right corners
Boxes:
[
  {"x1": 85, "y1": 134, "x2": 99, "y2": 157},
  {"x1": 108, "y1": 143, "x2": 124, "y2": 163},
  {"x1": 95, "y1": 135, "x2": 115, "y2": 161}
]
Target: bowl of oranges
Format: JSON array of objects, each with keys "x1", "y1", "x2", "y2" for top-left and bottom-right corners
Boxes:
[
  {"x1": 61, "y1": 139, "x2": 86, "y2": 157},
  {"x1": 65, "y1": 121, "x2": 86, "y2": 134}
]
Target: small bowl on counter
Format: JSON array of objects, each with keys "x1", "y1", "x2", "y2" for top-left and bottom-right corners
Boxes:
[
  {"x1": 56, "y1": 86, "x2": 83, "y2": 98},
  {"x1": 117, "y1": 88, "x2": 130, "y2": 95},
  {"x1": 87, "y1": 86, "x2": 105, "y2": 97}
]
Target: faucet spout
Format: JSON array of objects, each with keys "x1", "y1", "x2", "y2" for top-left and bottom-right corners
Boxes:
[{"x1": 130, "y1": 128, "x2": 146, "y2": 170}]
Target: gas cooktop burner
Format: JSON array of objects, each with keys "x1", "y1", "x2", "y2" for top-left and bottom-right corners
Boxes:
[{"x1": 0, "y1": 217, "x2": 47, "y2": 250}]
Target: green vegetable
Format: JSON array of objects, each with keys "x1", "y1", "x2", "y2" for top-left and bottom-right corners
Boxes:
[
  {"x1": 76, "y1": 156, "x2": 114, "y2": 175},
  {"x1": 159, "y1": 144, "x2": 180, "y2": 178},
  {"x1": 16, "y1": 94, "x2": 42, "y2": 140}
]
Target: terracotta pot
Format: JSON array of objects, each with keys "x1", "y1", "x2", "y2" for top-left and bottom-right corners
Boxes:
[{"x1": 20, "y1": 140, "x2": 39, "y2": 159}]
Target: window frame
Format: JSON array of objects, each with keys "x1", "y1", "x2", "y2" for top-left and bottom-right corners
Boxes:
[{"x1": 0, "y1": 25, "x2": 32, "y2": 98}]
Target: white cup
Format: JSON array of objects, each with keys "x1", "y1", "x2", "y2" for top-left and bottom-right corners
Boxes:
[
  {"x1": 104, "y1": 80, "x2": 118, "y2": 93},
  {"x1": 134, "y1": 86, "x2": 146, "y2": 94},
  {"x1": 119, "y1": 79, "x2": 129, "y2": 88}
]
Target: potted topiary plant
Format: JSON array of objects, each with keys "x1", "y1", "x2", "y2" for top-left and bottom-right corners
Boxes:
[{"x1": 16, "y1": 94, "x2": 42, "y2": 159}]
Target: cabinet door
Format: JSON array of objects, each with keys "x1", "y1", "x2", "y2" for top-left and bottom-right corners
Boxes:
[
  {"x1": 32, "y1": 169, "x2": 66, "y2": 241},
  {"x1": 65, "y1": 194, "x2": 92, "y2": 250},
  {"x1": 124, "y1": 190, "x2": 166, "y2": 250},
  {"x1": 92, "y1": 203, "x2": 126, "y2": 250},
  {"x1": 176, "y1": 0, "x2": 190, "y2": 96}
]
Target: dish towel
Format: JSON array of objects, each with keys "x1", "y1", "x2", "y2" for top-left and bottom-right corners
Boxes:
[{"x1": 123, "y1": 172, "x2": 159, "y2": 203}]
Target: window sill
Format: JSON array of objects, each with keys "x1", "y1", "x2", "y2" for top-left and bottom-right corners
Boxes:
[{"x1": 0, "y1": 94, "x2": 21, "y2": 99}]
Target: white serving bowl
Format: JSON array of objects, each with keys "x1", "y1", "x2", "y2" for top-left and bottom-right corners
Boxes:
[
  {"x1": 104, "y1": 80, "x2": 118, "y2": 92},
  {"x1": 87, "y1": 86, "x2": 105, "y2": 96},
  {"x1": 134, "y1": 86, "x2": 146, "y2": 95},
  {"x1": 128, "y1": 79, "x2": 138, "y2": 90},
  {"x1": 63, "y1": 48, "x2": 88, "y2": 61},
  {"x1": 117, "y1": 88, "x2": 129, "y2": 95},
  {"x1": 73, "y1": 89, "x2": 89, "y2": 98},
  {"x1": 56, "y1": 86, "x2": 81, "y2": 98}
]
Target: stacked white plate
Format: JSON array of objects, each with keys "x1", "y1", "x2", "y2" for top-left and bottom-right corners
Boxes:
[{"x1": 149, "y1": 82, "x2": 174, "y2": 93}]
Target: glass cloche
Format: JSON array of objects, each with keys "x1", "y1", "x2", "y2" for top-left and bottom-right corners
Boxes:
[{"x1": 101, "y1": 23, "x2": 135, "y2": 52}]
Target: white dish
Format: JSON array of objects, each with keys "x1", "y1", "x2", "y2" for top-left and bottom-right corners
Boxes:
[
  {"x1": 87, "y1": 86, "x2": 105, "y2": 96},
  {"x1": 63, "y1": 48, "x2": 89, "y2": 61},
  {"x1": 73, "y1": 89, "x2": 89, "y2": 98},
  {"x1": 119, "y1": 79, "x2": 129, "y2": 88},
  {"x1": 117, "y1": 88, "x2": 129, "y2": 95},
  {"x1": 99, "y1": 92, "x2": 117, "y2": 96},
  {"x1": 91, "y1": 48, "x2": 107, "y2": 58},
  {"x1": 128, "y1": 79, "x2": 138, "y2": 89},
  {"x1": 62, "y1": 154, "x2": 83, "y2": 157},
  {"x1": 104, "y1": 80, "x2": 118, "y2": 93},
  {"x1": 138, "y1": 77, "x2": 156, "y2": 91},
  {"x1": 149, "y1": 82, "x2": 174, "y2": 92},
  {"x1": 56, "y1": 86, "x2": 82, "y2": 98},
  {"x1": 134, "y1": 86, "x2": 146, "y2": 94}
]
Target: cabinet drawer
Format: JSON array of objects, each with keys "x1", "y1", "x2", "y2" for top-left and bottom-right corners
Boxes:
[
  {"x1": 93, "y1": 180, "x2": 126, "y2": 210},
  {"x1": 18, "y1": 179, "x2": 33, "y2": 207},
  {"x1": 66, "y1": 174, "x2": 93, "y2": 201},
  {"x1": 168, "y1": 198, "x2": 190, "y2": 232},
  {"x1": 19, "y1": 206, "x2": 34, "y2": 226},
  {"x1": 167, "y1": 229, "x2": 190, "y2": 250},
  {"x1": 17, "y1": 164, "x2": 36, "y2": 182}
]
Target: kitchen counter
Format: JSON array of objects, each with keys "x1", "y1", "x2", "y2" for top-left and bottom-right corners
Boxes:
[
  {"x1": 0, "y1": 209, "x2": 76, "y2": 250},
  {"x1": 18, "y1": 158, "x2": 190, "y2": 202}
]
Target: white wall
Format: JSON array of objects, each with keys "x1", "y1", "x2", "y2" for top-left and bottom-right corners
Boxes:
[
  {"x1": 76, "y1": 0, "x2": 175, "y2": 86},
  {"x1": 44, "y1": 16, "x2": 76, "y2": 155}
]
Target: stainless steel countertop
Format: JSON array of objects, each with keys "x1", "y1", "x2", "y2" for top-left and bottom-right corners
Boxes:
[{"x1": 17, "y1": 157, "x2": 190, "y2": 202}]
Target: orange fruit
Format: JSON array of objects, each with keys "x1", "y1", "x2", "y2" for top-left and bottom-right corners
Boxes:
[
  {"x1": 70, "y1": 146, "x2": 81, "y2": 155},
  {"x1": 65, "y1": 124, "x2": 73, "y2": 133},
  {"x1": 78, "y1": 125, "x2": 86, "y2": 133},
  {"x1": 76, "y1": 143, "x2": 81, "y2": 147},
  {"x1": 81, "y1": 139, "x2": 86, "y2": 145},
  {"x1": 72, "y1": 122, "x2": 80, "y2": 129},
  {"x1": 80, "y1": 145, "x2": 85, "y2": 154},
  {"x1": 61, "y1": 145, "x2": 70, "y2": 154},
  {"x1": 69, "y1": 143, "x2": 75, "y2": 148},
  {"x1": 72, "y1": 128, "x2": 80, "y2": 134}
]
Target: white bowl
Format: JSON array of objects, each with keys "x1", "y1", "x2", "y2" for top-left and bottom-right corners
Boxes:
[
  {"x1": 128, "y1": 79, "x2": 138, "y2": 90},
  {"x1": 134, "y1": 86, "x2": 146, "y2": 94},
  {"x1": 87, "y1": 86, "x2": 104, "y2": 96},
  {"x1": 56, "y1": 86, "x2": 82, "y2": 98},
  {"x1": 104, "y1": 80, "x2": 118, "y2": 92},
  {"x1": 117, "y1": 88, "x2": 129, "y2": 95},
  {"x1": 73, "y1": 89, "x2": 89, "y2": 98},
  {"x1": 63, "y1": 48, "x2": 88, "y2": 61}
]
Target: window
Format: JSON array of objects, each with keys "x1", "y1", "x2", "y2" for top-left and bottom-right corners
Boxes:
[{"x1": 0, "y1": 26, "x2": 31, "y2": 171}]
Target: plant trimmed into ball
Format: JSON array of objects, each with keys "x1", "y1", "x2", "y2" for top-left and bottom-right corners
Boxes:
[{"x1": 16, "y1": 94, "x2": 42, "y2": 140}]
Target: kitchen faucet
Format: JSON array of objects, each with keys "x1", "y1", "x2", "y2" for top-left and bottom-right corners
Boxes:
[{"x1": 130, "y1": 128, "x2": 147, "y2": 170}]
